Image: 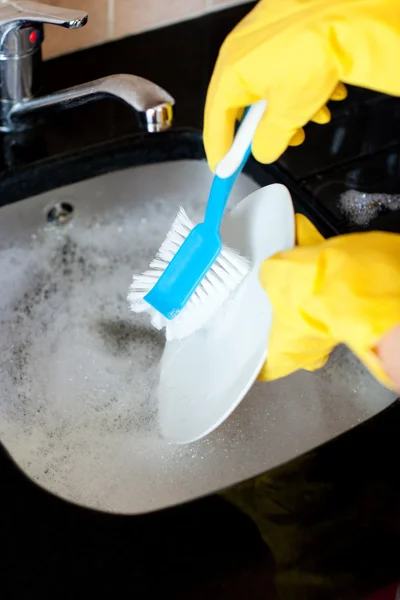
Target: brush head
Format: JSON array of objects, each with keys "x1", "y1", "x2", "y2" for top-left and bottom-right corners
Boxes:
[{"x1": 127, "y1": 207, "x2": 250, "y2": 341}]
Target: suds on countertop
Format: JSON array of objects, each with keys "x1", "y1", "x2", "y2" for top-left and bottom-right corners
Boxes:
[{"x1": 339, "y1": 190, "x2": 400, "y2": 227}]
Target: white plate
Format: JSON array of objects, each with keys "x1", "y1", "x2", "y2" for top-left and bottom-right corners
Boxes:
[{"x1": 158, "y1": 183, "x2": 296, "y2": 444}]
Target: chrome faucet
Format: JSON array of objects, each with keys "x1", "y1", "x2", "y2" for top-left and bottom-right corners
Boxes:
[{"x1": 0, "y1": 1, "x2": 174, "y2": 133}]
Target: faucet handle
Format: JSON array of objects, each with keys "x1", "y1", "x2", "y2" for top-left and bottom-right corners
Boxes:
[{"x1": 0, "y1": 1, "x2": 88, "y2": 29}]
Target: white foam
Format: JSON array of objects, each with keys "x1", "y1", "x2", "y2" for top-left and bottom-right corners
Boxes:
[
  {"x1": 0, "y1": 161, "x2": 263, "y2": 512},
  {"x1": 0, "y1": 161, "x2": 394, "y2": 514},
  {"x1": 339, "y1": 189, "x2": 400, "y2": 227}
]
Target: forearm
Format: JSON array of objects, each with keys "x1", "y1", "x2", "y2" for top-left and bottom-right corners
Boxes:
[{"x1": 377, "y1": 325, "x2": 400, "y2": 393}]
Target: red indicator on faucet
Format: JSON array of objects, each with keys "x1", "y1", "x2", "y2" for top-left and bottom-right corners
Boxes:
[{"x1": 29, "y1": 30, "x2": 39, "y2": 44}]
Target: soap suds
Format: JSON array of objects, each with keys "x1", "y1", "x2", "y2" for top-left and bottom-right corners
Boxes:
[
  {"x1": 0, "y1": 162, "x2": 394, "y2": 514},
  {"x1": 339, "y1": 190, "x2": 400, "y2": 227},
  {"x1": 0, "y1": 162, "x2": 263, "y2": 512},
  {"x1": 0, "y1": 206, "x2": 186, "y2": 487}
]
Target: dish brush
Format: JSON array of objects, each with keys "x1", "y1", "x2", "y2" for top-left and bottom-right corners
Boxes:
[{"x1": 128, "y1": 100, "x2": 267, "y2": 341}]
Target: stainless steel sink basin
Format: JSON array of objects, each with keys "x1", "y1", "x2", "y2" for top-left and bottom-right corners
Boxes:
[{"x1": 0, "y1": 159, "x2": 396, "y2": 514}]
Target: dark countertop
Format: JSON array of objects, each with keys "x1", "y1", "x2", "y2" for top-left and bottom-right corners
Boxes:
[{"x1": 1, "y1": 3, "x2": 399, "y2": 599}]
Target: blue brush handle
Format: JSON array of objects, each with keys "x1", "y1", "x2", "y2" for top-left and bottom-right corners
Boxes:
[{"x1": 204, "y1": 100, "x2": 266, "y2": 231}]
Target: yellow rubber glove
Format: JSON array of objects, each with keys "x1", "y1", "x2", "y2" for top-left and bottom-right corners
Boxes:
[
  {"x1": 259, "y1": 215, "x2": 400, "y2": 390},
  {"x1": 204, "y1": 0, "x2": 400, "y2": 169}
]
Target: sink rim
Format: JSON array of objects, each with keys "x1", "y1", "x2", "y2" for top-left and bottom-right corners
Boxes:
[{"x1": 0, "y1": 127, "x2": 339, "y2": 239}]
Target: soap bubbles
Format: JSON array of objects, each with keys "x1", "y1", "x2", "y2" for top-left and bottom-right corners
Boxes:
[{"x1": 339, "y1": 189, "x2": 400, "y2": 227}]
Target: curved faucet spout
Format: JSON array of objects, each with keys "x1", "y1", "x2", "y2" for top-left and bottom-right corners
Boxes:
[{"x1": 7, "y1": 74, "x2": 175, "y2": 133}]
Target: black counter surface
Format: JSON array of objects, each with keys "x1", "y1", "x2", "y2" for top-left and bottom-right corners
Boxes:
[{"x1": 1, "y1": 3, "x2": 399, "y2": 599}]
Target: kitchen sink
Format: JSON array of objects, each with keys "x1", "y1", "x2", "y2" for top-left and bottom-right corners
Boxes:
[{"x1": 0, "y1": 139, "x2": 396, "y2": 514}]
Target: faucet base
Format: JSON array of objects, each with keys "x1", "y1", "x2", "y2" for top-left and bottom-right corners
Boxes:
[{"x1": 0, "y1": 99, "x2": 39, "y2": 133}]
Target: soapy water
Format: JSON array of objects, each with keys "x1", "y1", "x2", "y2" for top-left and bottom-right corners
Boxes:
[
  {"x1": 0, "y1": 215, "x2": 171, "y2": 504},
  {"x1": 339, "y1": 190, "x2": 400, "y2": 227},
  {"x1": 0, "y1": 162, "x2": 395, "y2": 514},
  {"x1": 0, "y1": 162, "x2": 262, "y2": 512}
]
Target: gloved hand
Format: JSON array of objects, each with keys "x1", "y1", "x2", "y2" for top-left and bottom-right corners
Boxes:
[
  {"x1": 204, "y1": 0, "x2": 400, "y2": 169},
  {"x1": 259, "y1": 215, "x2": 400, "y2": 391}
]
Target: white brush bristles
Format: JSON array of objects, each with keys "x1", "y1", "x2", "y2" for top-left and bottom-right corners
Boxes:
[{"x1": 127, "y1": 207, "x2": 250, "y2": 341}]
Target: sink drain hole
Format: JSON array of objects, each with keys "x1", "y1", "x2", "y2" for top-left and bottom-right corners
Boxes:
[{"x1": 47, "y1": 202, "x2": 74, "y2": 225}]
